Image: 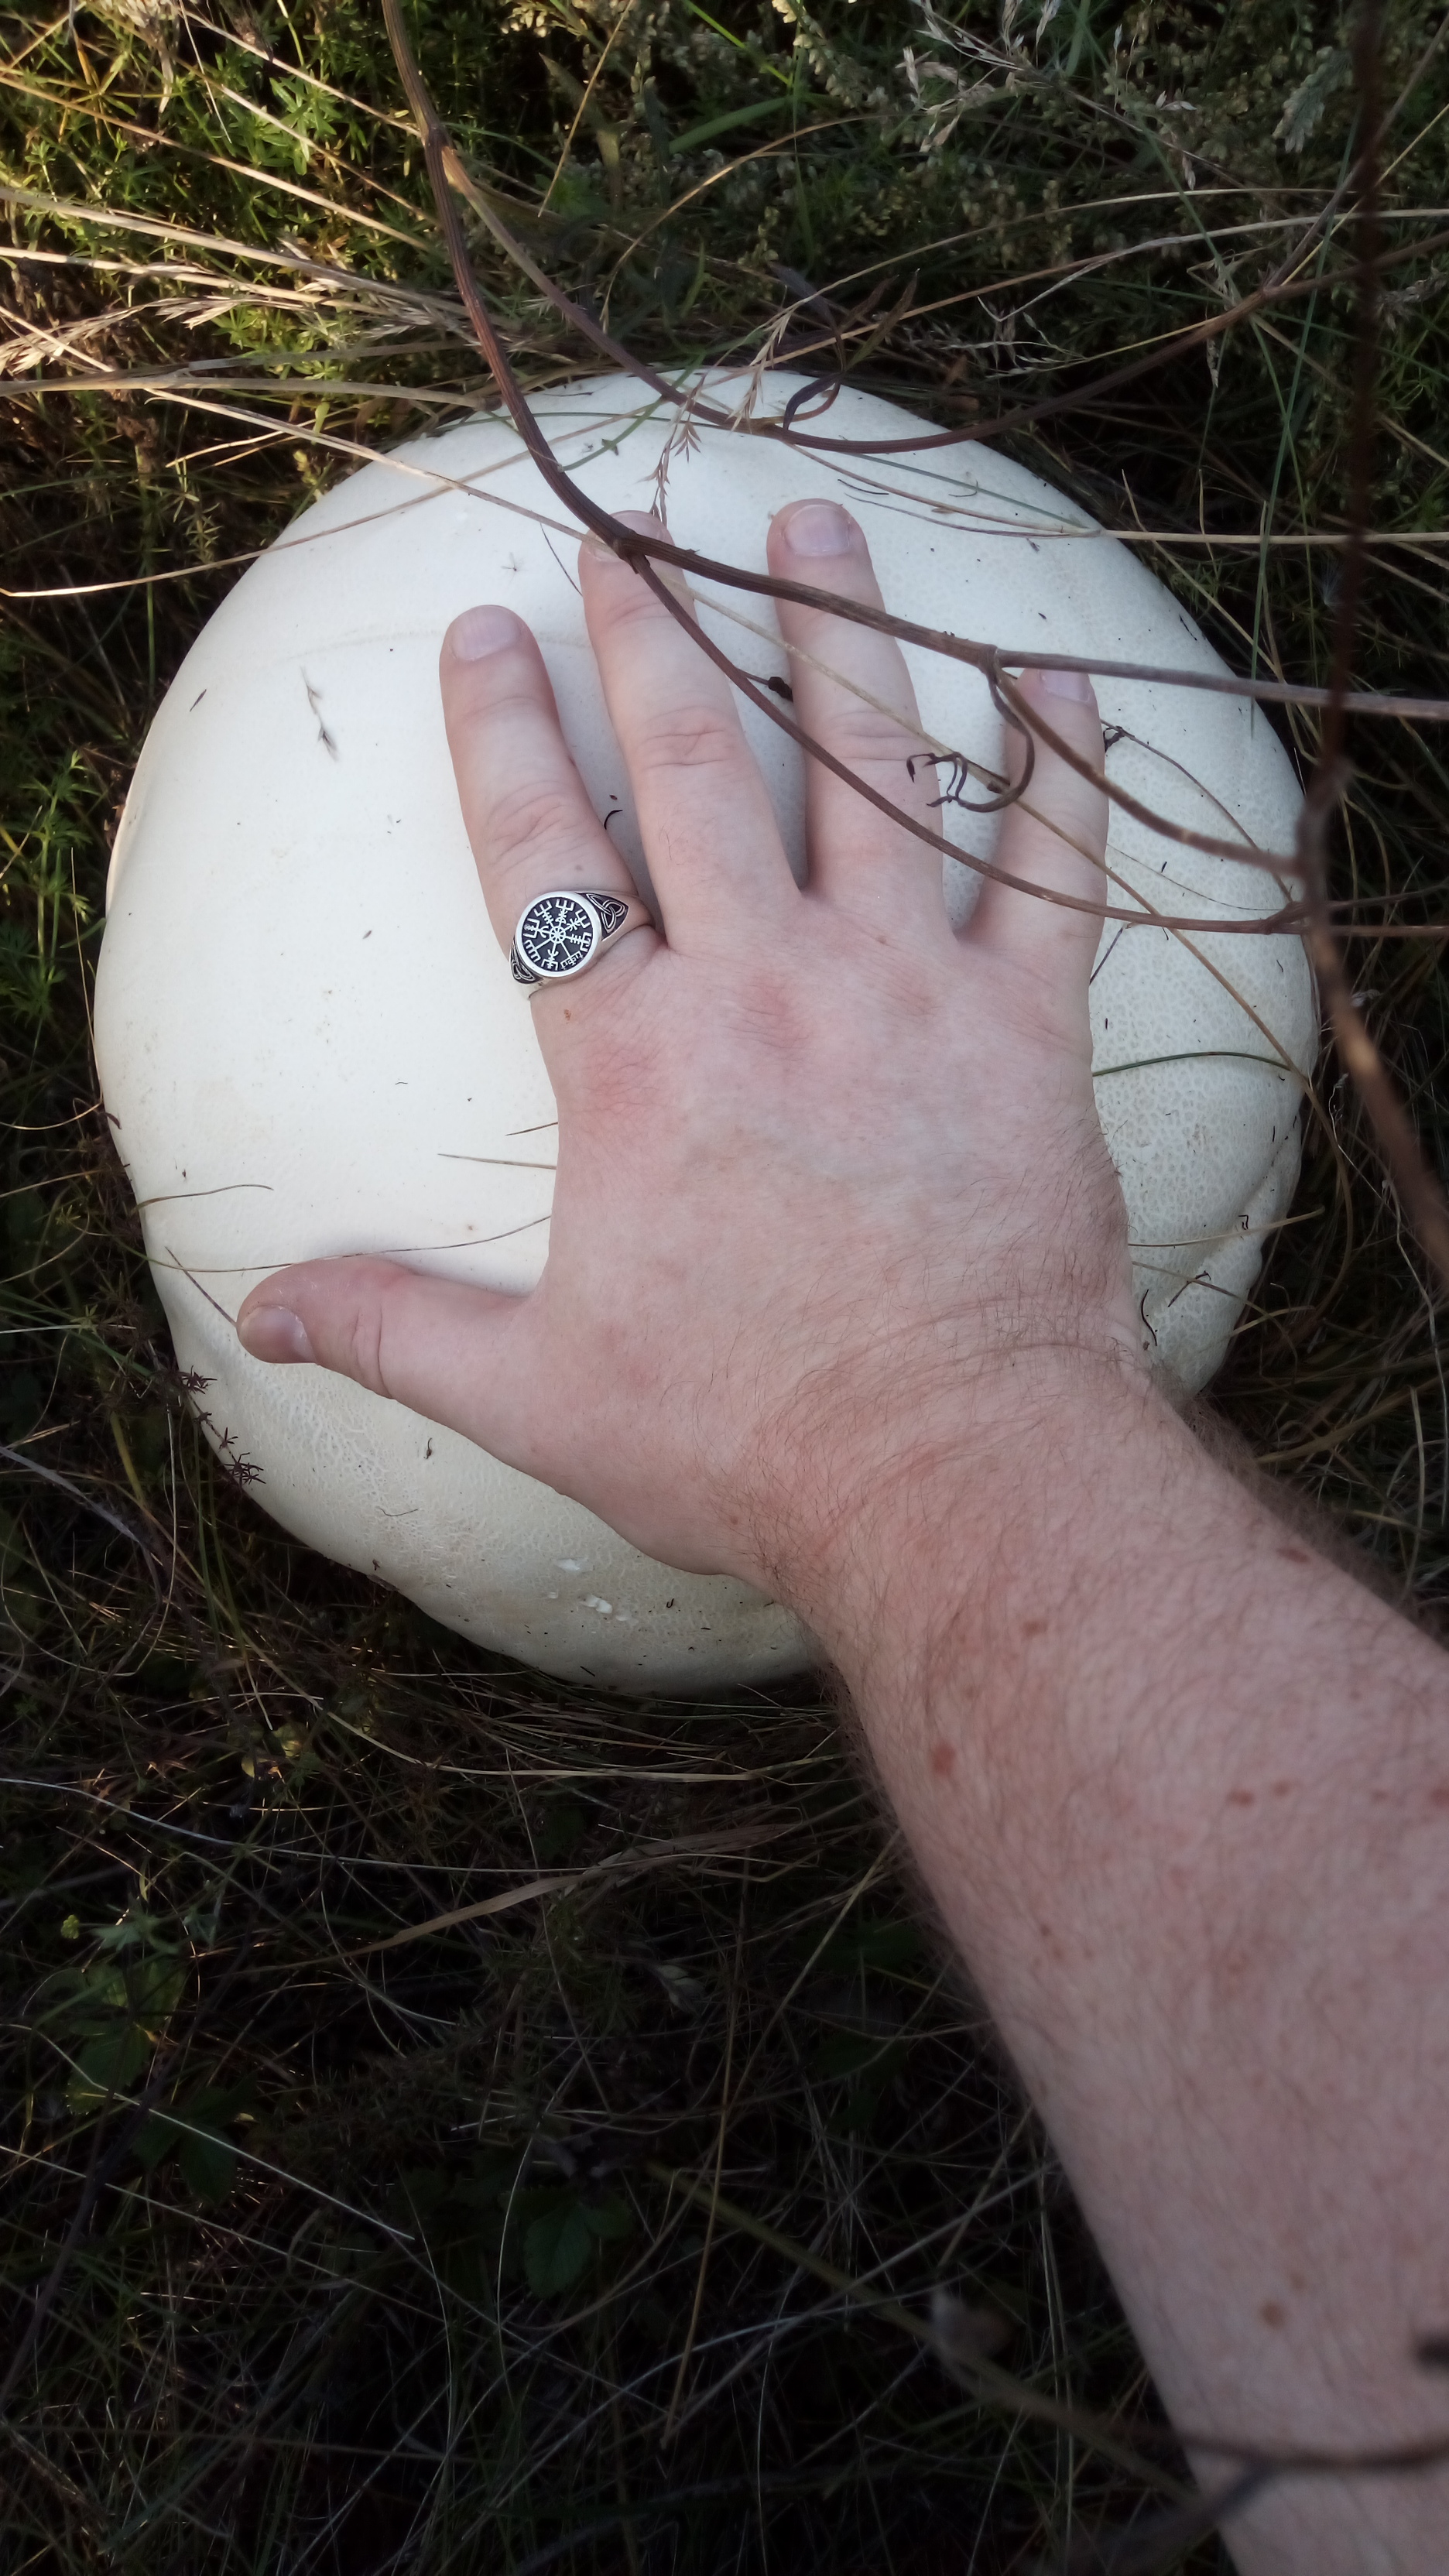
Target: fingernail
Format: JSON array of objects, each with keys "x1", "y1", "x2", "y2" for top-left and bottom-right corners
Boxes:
[
  {"x1": 1039, "y1": 664, "x2": 1094, "y2": 703},
  {"x1": 238, "y1": 1305, "x2": 314, "y2": 1365},
  {"x1": 583, "y1": 509, "x2": 667, "y2": 559},
  {"x1": 777, "y1": 500, "x2": 857, "y2": 557},
  {"x1": 449, "y1": 605, "x2": 522, "y2": 662}
]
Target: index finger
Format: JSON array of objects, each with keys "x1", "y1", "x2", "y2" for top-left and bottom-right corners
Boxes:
[{"x1": 440, "y1": 601, "x2": 643, "y2": 964}]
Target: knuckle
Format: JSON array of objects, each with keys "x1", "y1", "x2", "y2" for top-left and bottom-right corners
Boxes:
[
  {"x1": 826, "y1": 704, "x2": 920, "y2": 772},
  {"x1": 447, "y1": 657, "x2": 548, "y2": 750},
  {"x1": 344, "y1": 1313, "x2": 389, "y2": 1399},
  {"x1": 341, "y1": 1312, "x2": 388, "y2": 1399},
  {"x1": 483, "y1": 775, "x2": 583, "y2": 872},
  {"x1": 630, "y1": 704, "x2": 742, "y2": 781},
  {"x1": 327, "y1": 1260, "x2": 399, "y2": 1401},
  {"x1": 598, "y1": 562, "x2": 684, "y2": 624}
]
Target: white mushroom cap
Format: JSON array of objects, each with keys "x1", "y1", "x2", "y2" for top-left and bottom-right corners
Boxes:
[{"x1": 94, "y1": 371, "x2": 1318, "y2": 1689}]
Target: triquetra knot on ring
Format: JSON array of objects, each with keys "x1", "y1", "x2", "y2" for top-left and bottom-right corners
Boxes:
[{"x1": 509, "y1": 888, "x2": 654, "y2": 993}]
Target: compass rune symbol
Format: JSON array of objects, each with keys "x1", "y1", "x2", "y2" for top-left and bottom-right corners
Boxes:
[
  {"x1": 510, "y1": 889, "x2": 639, "y2": 988},
  {"x1": 518, "y1": 892, "x2": 598, "y2": 978},
  {"x1": 509, "y1": 889, "x2": 643, "y2": 989}
]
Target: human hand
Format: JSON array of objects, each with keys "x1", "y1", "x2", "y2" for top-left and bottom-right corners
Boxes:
[{"x1": 236, "y1": 498, "x2": 1142, "y2": 1622}]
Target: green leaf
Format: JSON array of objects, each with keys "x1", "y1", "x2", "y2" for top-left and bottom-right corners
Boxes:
[
  {"x1": 65, "y1": 2024, "x2": 150, "y2": 2112},
  {"x1": 177, "y1": 2126, "x2": 236, "y2": 2204},
  {"x1": 126, "y1": 1956, "x2": 187, "y2": 2032},
  {"x1": 1274, "y1": 49, "x2": 1351, "y2": 153},
  {"x1": 524, "y1": 2197, "x2": 594, "y2": 2297},
  {"x1": 671, "y1": 92, "x2": 793, "y2": 155},
  {"x1": 0, "y1": 923, "x2": 60, "y2": 1026},
  {"x1": 131, "y1": 2083, "x2": 252, "y2": 2184},
  {"x1": 583, "y1": 2194, "x2": 633, "y2": 2243},
  {"x1": 83, "y1": 1961, "x2": 132, "y2": 2010},
  {"x1": 132, "y1": 2112, "x2": 181, "y2": 2171}
]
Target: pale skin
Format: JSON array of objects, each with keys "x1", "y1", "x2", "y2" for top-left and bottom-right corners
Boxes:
[{"x1": 237, "y1": 497, "x2": 1449, "y2": 2570}]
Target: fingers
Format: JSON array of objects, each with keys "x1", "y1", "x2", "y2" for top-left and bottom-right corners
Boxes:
[
  {"x1": 236, "y1": 1258, "x2": 543, "y2": 1474},
  {"x1": 440, "y1": 604, "x2": 651, "y2": 992},
  {"x1": 965, "y1": 668, "x2": 1108, "y2": 1020},
  {"x1": 766, "y1": 500, "x2": 944, "y2": 937},
  {"x1": 578, "y1": 512, "x2": 796, "y2": 947}
]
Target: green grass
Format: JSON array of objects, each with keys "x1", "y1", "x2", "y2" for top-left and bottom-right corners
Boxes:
[{"x1": 4, "y1": 1, "x2": 1449, "y2": 2567}]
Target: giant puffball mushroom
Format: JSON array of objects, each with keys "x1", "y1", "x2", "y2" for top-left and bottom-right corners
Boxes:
[{"x1": 94, "y1": 370, "x2": 1319, "y2": 1690}]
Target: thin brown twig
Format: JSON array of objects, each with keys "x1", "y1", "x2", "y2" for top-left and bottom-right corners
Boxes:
[
  {"x1": 364, "y1": 0, "x2": 1443, "y2": 1070},
  {"x1": 1293, "y1": 4, "x2": 1449, "y2": 1296},
  {"x1": 382, "y1": 0, "x2": 1447, "y2": 479},
  {"x1": 7, "y1": 181, "x2": 1449, "y2": 735},
  {"x1": 375, "y1": 5, "x2": 1449, "y2": 871},
  {"x1": 379, "y1": 0, "x2": 1299, "y2": 912},
  {"x1": 385, "y1": 0, "x2": 1449, "y2": 1300}
]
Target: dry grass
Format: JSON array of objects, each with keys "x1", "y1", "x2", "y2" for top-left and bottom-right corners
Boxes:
[{"x1": 4, "y1": 2, "x2": 1449, "y2": 2568}]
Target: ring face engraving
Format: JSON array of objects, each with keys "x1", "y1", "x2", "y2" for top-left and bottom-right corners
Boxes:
[
  {"x1": 516, "y1": 892, "x2": 599, "y2": 980},
  {"x1": 509, "y1": 888, "x2": 653, "y2": 992}
]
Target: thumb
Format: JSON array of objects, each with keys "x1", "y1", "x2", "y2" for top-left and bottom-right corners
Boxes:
[
  {"x1": 236, "y1": 1256, "x2": 537, "y2": 1468},
  {"x1": 967, "y1": 666, "x2": 1108, "y2": 998}
]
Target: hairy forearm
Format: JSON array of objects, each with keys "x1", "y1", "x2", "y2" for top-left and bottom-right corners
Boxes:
[{"x1": 803, "y1": 1367, "x2": 1449, "y2": 2572}]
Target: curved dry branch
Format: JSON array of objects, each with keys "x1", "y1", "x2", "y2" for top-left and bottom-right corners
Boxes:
[
  {"x1": 373, "y1": 0, "x2": 1449, "y2": 1267},
  {"x1": 416, "y1": 16, "x2": 1448, "y2": 492},
  {"x1": 355, "y1": 65, "x2": 1449, "y2": 727},
  {"x1": 379, "y1": 0, "x2": 1306, "y2": 908},
  {"x1": 1290, "y1": 5, "x2": 1449, "y2": 1296},
  {"x1": 375, "y1": 0, "x2": 1449, "y2": 1294},
  {"x1": 375, "y1": 0, "x2": 1449, "y2": 975}
]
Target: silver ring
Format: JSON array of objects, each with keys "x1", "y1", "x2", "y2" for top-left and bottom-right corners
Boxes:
[{"x1": 509, "y1": 888, "x2": 655, "y2": 995}]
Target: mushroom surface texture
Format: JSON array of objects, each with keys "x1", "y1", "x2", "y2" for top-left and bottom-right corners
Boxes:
[{"x1": 94, "y1": 369, "x2": 1319, "y2": 1690}]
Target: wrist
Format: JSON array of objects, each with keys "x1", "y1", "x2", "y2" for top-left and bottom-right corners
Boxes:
[{"x1": 759, "y1": 1331, "x2": 1166, "y2": 1695}]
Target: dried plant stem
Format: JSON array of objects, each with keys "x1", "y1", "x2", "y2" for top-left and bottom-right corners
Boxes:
[
  {"x1": 377, "y1": 0, "x2": 1446, "y2": 909},
  {"x1": 1293, "y1": 4, "x2": 1449, "y2": 1294},
  {"x1": 374, "y1": 0, "x2": 1449, "y2": 1299}
]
